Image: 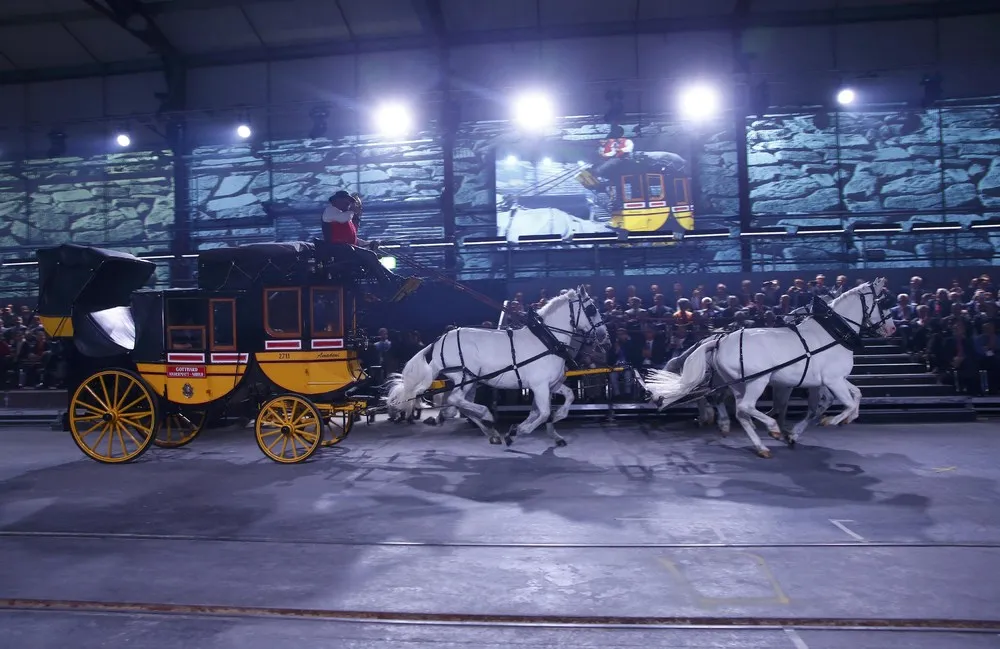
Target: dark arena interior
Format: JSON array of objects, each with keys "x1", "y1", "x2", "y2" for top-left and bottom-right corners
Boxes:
[{"x1": 2, "y1": 0, "x2": 1000, "y2": 647}]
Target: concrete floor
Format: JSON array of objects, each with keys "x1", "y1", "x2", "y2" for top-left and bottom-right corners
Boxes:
[{"x1": 1, "y1": 416, "x2": 999, "y2": 648}]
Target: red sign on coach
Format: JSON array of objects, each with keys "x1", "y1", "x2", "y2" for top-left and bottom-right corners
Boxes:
[{"x1": 167, "y1": 365, "x2": 207, "y2": 378}]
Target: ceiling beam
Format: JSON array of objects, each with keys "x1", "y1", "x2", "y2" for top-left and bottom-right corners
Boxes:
[
  {"x1": 0, "y1": 0, "x2": 295, "y2": 27},
  {"x1": 3, "y1": 0, "x2": 999, "y2": 85}
]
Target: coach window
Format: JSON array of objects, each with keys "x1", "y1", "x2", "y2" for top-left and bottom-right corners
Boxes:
[
  {"x1": 621, "y1": 175, "x2": 641, "y2": 201},
  {"x1": 264, "y1": 288, "x2": 301, "y2": 337},
  {"x1": 646, "y1": 174, "x2": 665, "y2": 200},
  {"x1": 674, "y1": 177, "x2": 691, "y2": 205},
  {"x1": 166, "y1": 298, "x2": 206, "y2": 351},
  {"x1": 210, "y1": 299, "x2": 237, "y2": 350},
  {"x1": 311, "y1": 287, "x2": 343, "y2": 338}
]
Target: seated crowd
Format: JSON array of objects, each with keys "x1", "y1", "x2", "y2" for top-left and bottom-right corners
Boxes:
[{"x1": 0, "y1": 303, "x2": 65, "y2": 390}]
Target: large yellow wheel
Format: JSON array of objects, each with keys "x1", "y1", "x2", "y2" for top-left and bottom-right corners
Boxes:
[
  {"x1": 320, "y1": 407, "x2": 355, "y2": 447},
  {"x1": 154, "y1": 409, "x2": 207, "y2": 449},
  {"x1": 69, "y1": 369, "x2": 158, "y2": 464},
  {"x1": 255, "y1": 394, "x2": 322, "y2": 463}
]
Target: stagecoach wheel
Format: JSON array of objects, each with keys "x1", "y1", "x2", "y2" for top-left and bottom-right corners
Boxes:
[
  {"x1": 154, "y1": 409, "x2": 207, "y2": 449},
  {"x1": 320, "y1": 408, "x2": 354, "y2": 447},
  {"x1": 255, "y1": 394, "x2": 323, "y2": 464},
  {"x1": 69, "y1": 369, "x2": 159, "y2": 464}
]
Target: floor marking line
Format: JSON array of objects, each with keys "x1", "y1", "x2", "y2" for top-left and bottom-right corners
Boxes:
[
  {"x1": 3, "y1": 598, "x2": 999, "y2": 631},
  {"x1": 784, "y1": 627, "x2": 810, "y2": 649},
  {"x1": 1, "y1": 530, "x2": 997, "y2": 549},
  {"x1": 829, "y1": 520, "x2": 868, "y2": 543}
]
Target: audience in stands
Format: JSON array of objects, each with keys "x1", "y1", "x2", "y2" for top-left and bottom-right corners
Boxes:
[{"x1": 0, "y1": 302, "x2": 66, "y2": 390}]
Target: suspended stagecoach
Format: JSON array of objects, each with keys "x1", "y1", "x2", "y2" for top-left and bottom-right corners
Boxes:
[{"x1": 36, "y1": 241, "x2": 373, "y2": 465}]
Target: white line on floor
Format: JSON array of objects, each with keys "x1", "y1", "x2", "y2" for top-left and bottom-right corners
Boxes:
[
  {"x1": 829, "y1": 519, "x2": 868, "y2": 543},
  {"x1": 784, "y1": 628, "x2": 810, "y2": 649}
]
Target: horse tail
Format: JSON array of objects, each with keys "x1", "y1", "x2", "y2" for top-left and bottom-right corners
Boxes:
[
  {"x1": 643, "y1": 342, "x2": 711, "y2": 410},
  {"x1": 384, "y1": 344, "x2": 436, "y2": 419}
]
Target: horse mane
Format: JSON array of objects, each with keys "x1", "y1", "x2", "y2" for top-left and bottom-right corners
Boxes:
[
  {"x1": 830, "y1": 281, "x2": 873, "y2": 307},
  {"x1": 537, "y1": 289, "x2": 578, "y2": 317}
]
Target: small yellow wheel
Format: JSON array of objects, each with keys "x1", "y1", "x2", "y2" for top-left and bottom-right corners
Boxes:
[
  {"x1": 154, "y1": 409, "x2": 207, "y2": 449},
  {"x1": 255, "y1": 394, "x2": 322, "y2": 463},
  {"x1": 69, "y1": 369, "x2": 158, "y2": 464},
  {"x1": 321, "y1": 407, "x2": 355, "y2": 447}
]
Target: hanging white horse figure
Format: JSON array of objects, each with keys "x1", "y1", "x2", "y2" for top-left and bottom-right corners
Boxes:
[
  {"x1": 642, "y1": 279, "x2": 895, "y2": 457},
  {"x1": 385, "y1": 287, "x2": 608, "y2": 447}
]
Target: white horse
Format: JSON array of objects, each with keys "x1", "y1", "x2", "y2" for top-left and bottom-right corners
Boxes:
[
  {"x1": 642, "y1": 279, "x2": 895, "y2": 457},
  {"x1": 385, "y1": 287, "x2": 608, "y2": 447}
]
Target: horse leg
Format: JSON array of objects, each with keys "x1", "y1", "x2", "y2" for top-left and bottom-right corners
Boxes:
[
  {"x1": 842, "y1": 383, "x2": 862, "y2": 424},
  {"x1": 544, "y1": 383, "x2": 573, "y2": 447},
  {"x1": 768, "y1": 384, "x2": 792, "y2": 441},
  {"x1": 695, "y1": 398, "x2": 714, "y2": 427},
  {"x1": 786, "y1": 386, "x2": 833, "y2": 447},
  {"x1": 731, "y1": 379, "x2": 777, "y2": 458},
  {"x1": 505, "y1": 385, "x2": 551, "y2": 445},
  {"x1": 445, "y1": 385, "x2": 501, "y2": 444},
  {"x1": 821, "y1": 378, "x2": 861, "y2": 427},
  {"x1": 714, "y1": 395, "x2": 731, "y2": 436}
]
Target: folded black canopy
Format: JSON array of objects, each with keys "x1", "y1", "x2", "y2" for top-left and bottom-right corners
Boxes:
[{"x1": 35, "y1": 244, "x2": 156, "y2": 317}]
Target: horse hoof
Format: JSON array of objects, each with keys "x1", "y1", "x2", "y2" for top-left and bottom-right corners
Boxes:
[
  {"x1": 768, "y1": 430, "x2": 782, "y2": 441},
  {"x1": 555, "y1": 439, "x2": 568, "y2": 447},
  {"x1": 756, "y1": 448, "x2": 772, "y2": 459},
  {"x1": 820, "y1": 417, "x2": 832, "y2": 427},
  {"x1": 489, "y1": 436, "x2": 502, "y2": 445},
  {"x1": 787, "y1": 439, "x2": 796, "y2": 449},
  {"x1": 503, "y1": 436, "x2": 514, "y2": 447},
  {"x1": 507, "y1": 425, "x2": 518, "y2": 438}
]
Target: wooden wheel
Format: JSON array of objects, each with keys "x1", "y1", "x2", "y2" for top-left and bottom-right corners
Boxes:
[
  {"x1": 255, "y1": 394, "x2": 322, "y2": 463},
  {"x1": 154, "y1": 409, "x2": 207, "y2": 449},
  {"x1": 321, "y1": 407, "x2": 355, "y2": 447},
  {"x1": 69, "y1": 369, "x2": 158, "y2": 464}
]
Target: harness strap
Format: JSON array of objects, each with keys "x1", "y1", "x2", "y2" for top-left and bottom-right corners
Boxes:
[
  {"x1": 738, "y1": 328, "x2": 746, "y2": 381},
  {"x1": 789, "y1": 324, "x2": 811, "y2": 388},
  {"x1": 507, "y1": 328, "x2": 524, "y2": 390}
]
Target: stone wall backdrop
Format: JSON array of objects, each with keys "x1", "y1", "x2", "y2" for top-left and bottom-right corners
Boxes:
[
  {"x1": 187, "y1": 132, "x2": 446, "y2": 276},
  {"x1": 747, "y1": 104, "x2": 1000, "y2": 270},
  {"x1": 454, "y1": 116, "x2": 739, "y2": 280},
  {"x1": 0, "y1": 151, "x2": 175, "y2": 290}
]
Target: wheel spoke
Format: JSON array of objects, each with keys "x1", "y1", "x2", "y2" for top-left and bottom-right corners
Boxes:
[
  {"x1": 266, "y1": 432, "x2": 284, "y2": 452},
  {"x1": 112, "y1": 374, "x2": 122, "y2": 412},
  {"x1": 278, "y1": 435, "x2": 289, "y2": 457},
  {"x1": 113, "y1": 423, "x2": 129, "y2": 458},
  {"x1": 83, "y1": 384, "x2": 110, "y2": 411},
  {"x1": 119, "y1": 423, "x2": 144, "y2": 448}
]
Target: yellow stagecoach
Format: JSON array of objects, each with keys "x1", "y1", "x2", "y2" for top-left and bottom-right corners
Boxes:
[{"x1": 37, "y1": 242, "x2": 371, "y2": 465}]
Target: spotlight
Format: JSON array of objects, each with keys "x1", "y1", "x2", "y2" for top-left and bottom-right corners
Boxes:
[
  {"x1": 504, "y1": 154, "x2": 518, "y2": 165},
  {"x1": 678, "y1": 84, "x2": 721, "y2": 121},
  {"x1": 512, "y1": 91, "x2": 555, "y2": 132},
  {"x1": 373, "y1": 102, "x2": 413, "y2": 138},
  {"x1": 115, "y1": 133, "x2": 131, "y2": 147},
  {"x1": 236, "y1": 124, "x2": 252, "y2": 139},
  {"x1": 380, "y1": 255, "x2": 397, "y2": 270},
  {"x1": 836, "y1": 88, "x2": 856, "y2": 105},
  {"x1": 541, "y1": 157, "x2": 553, "y2": 166}
]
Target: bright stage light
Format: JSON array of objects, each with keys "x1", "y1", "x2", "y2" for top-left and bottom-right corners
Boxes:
[
  {"x1": 380, "y1": 255, "x2": 397, "y2": 270},
  {"x1": 236, "y1": 124, "x2": 252, "y2": 139},
  {"x1": 512, "y1": 92, "x2": 555, "y2": 131},
  {"x1": 504, "y1": 154, "x2": 519, "y2": 165},
  {"x1": 373, "y1": 102, "x2": 413, "y2": 138},
  {"x1": 836, "y1": 88, "x2": 856, "y2": 105},
  {"x1": 678, "y1": 84, "x2": 721, "y2": 121},
  {"x1": 115, "y1": 133, "x2": 131, "y2": 147},
  {"x1": 541, "y1": 157, "x2": 553, "y2": 166}
]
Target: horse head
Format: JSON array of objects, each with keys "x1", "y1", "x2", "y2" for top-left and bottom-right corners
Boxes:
[
  {"x1": 832, "y1": 278, "x2": 896, "y2": 338},
  {"x1": 574, "y1": 285, "x2": 609, "y2": 347}
]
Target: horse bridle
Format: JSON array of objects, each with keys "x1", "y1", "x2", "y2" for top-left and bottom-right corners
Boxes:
[
  {"x1": 565, "y1": 291, "x2": 606, "y2": 344},
  {"x1": 838, "y1": 282, "x2": 893, "y2": 336}
]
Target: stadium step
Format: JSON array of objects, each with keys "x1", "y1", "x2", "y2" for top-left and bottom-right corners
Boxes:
[
  {"x1": 849, "y1": 373, "x2": 940, "y2": 386},
  {"x1": 854, "y1": 353, "x2": 917, "y2": 364},
  {"x1": 851, "y1": 362, "x2": 926, "y2": 375},
  {"x1": 850, "y1": 383, "x2": 955, "y2": 398},
  {"x1": 1, "y1": 389, "x2": 66, "y2": 410}
]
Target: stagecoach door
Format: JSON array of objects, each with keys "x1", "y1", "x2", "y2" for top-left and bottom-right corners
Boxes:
[{"x1": 309, "y1": 287, "x2": 344, "y2": 352}]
